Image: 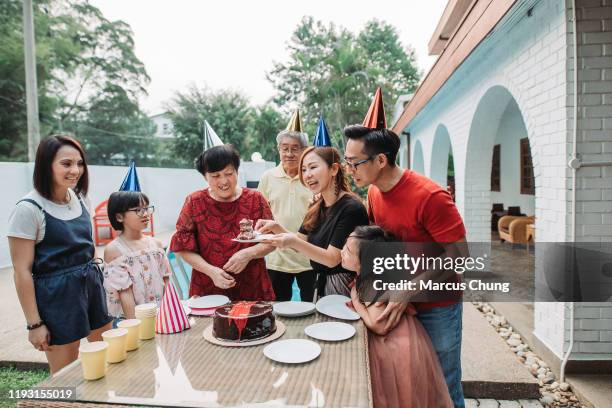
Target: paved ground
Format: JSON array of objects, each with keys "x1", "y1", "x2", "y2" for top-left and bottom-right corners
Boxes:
[
  {"x1": 462, "y1": 302, "x2": 539, "y2": 399},
  {"x1": 493, "y1": 302, "x2": 612, "y2": 408},
  {"x1": 0, "y1": 265, "x2": 47, "y2": 369},
  {"x1": 465, "y1": 400, "x2": 543, "y2": 407}
]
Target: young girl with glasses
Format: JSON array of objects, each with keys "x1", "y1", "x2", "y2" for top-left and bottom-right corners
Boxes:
[{"x1": 103, "y1": 191, "x2": 171, "y2": 320}]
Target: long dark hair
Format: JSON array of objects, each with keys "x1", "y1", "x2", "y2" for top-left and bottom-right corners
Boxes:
[
  {"x1": 351, "y1": 225, "x2": 397, "y2": 304},
  {"x1": 33, "y1": 135, "x2": 89, "y2": 199},
  {"x1": 299, "y1": 146, "x2": 351, "y2": 232}
]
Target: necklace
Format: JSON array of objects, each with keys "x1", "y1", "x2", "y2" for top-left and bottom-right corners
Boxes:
[
  {"x1": 66, "y1": 191, "x2": 72, "y2": 210},
  {"x1": 52, "y1": 191, "x2": 72, "y2": 210}
]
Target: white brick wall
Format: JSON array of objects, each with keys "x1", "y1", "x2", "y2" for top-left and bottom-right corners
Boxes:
[
  {"x1": 565, "y1": 0, "x2": 612, "y2": 359},
  {"x1": 401, "y1": 0, "x2": 612, "y2": 360}
]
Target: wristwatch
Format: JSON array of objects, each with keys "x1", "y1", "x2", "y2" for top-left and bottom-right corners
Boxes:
[{"x1": 26, "y1": 320, "x2": 44, "y2": 330}]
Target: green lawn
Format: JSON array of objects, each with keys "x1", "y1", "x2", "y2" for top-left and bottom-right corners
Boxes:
[{"x1": 0, "y1": 366, "x2": 49, "y2": 408}]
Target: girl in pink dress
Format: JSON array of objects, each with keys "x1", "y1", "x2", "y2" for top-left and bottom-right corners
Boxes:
[
  {"x1": 341, "y1": 225, "x2": 453, "y2": 408},
  {"x1": 103, "y1": 191, "x2": 170, "y2": 319}
]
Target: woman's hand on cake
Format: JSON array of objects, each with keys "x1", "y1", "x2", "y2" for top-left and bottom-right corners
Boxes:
[
  {"x1": 262, "y1": 233, "x2": 297, "y2": 249},
  {"x1": 254, "y1": 219, "x2": 284, "y2": 234},
  {"x1": 223, "y1": 250, "x2": 251, "y2": 274},
  {"x1": 209, "y1": 266, "x2": 236, "y2": 289}
]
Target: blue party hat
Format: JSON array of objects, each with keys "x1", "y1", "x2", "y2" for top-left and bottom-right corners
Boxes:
[
  {"x1": 119, "y1": 160, "x2": 141, "y2": 192},
  {"x1": 313, "y1": 114, "x2": 332, "y2": 147}
]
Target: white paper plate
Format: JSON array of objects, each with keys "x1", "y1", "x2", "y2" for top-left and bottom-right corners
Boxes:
[
  {"x1": 305, "y1": 322, "x2": 356, "y2": 342},
  {"x1": 186, "y1": 295, "x2": 230, "y2": 309},
  {"x1": 232, "y1": 233, "x2": 275, "y2": 243},
  {"x1": 316, "y1": 295, "x2": 360, "y2": 321},
  {"x1": 263, "y1": 339, "x2": 321, "y2": 364},
  {"x1": 183, "y1": 305, "x2": 192, "y2": 315},
  {"x1": 316, "y1": 294, "x2": 351, "y2": 306},
  {"x1": 273, "y1": 301, "x2": 316, "y2": 317}
]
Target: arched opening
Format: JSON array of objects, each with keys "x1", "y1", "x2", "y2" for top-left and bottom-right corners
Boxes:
[
  {"x1": 464, "y1": 86, "x2": 535, "y2": 242},
  {"x1": 412, "y1": 140, "x2": 425, "y2": 175},
  {"x1": 430, "y1": 125, "x2": 455, "y2": 200}
]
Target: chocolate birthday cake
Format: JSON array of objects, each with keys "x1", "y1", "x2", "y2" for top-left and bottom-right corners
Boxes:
[
  {"x1": 236, "y1": 218, "x2": 256, "y2": 240},
  {"x1": 212, "y1": 301, "x2": 276, "y2": 342}
]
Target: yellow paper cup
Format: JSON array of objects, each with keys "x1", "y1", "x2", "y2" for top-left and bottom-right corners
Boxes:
[
  {"x1": 136, "y1": 314, "x2": 156, "y2": 340},
  {"x1": 101, "y1": 328, "x2": 128, "y2": 363},
  {"x1": 135, "y1": 303, "x2": 156, "y2": 315},
  {"x1": 117, "y1": 319, "x2": 141, "y2": 351},
  {"x1": 79, "y1": 341, "x2": 108, "y2": 380}
]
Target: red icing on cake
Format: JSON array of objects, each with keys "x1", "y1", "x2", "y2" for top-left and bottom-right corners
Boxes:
[{"x1": 227, "y1": 301, "x2": 257, "y2": 340}]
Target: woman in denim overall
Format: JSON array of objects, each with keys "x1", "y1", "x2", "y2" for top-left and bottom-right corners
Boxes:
[{"x1": 8, "y1": 135, "x2": 112, "y2": 374}]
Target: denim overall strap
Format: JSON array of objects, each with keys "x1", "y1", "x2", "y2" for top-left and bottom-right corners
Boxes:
[{"x1": 18, "y1": 198, "x2": 95, "y2": 275}]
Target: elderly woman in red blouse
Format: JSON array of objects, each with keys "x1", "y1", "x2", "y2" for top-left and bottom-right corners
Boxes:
[{"x1": 170, "y1": 145, "x2": 275, "y2": 300}]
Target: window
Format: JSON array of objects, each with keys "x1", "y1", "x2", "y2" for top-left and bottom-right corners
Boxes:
[
  {"x1": 162, "y1": 123, "x2": 169, "y2": 134},
  {"x1": 520, "y1": 138, "x2": 534, "y2": 195},
  {"x1": 491, "y1": 144, "x2": 501, "y2": 192}
]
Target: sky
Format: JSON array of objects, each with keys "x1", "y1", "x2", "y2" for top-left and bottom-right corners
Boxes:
[{"x1": 89, "y1": 0, "x2": 448, "y2": 115}]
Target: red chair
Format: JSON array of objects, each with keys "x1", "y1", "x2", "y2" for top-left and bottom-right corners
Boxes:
[
  {"x1": 93, "y1": 200, "x2": 117, "y2": 246},
  {"x1": 93, "y1": 200, "x2": 155, "y2": 246}
]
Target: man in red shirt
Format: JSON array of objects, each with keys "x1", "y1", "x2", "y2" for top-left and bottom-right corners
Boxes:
[{"x1": 343, "y1": 119, "x2": 466, "y2": 407}]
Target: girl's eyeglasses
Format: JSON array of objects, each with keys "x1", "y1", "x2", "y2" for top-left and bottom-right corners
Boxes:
[{"x1": 126, "y1": 206, "x2": 155, "y2": 217}]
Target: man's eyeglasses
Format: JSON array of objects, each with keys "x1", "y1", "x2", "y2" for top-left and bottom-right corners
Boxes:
[
  {"x1": 343, "y1": 157, "x2": 373, "y2": 171},
  {"x1": 278, "y1": 146, "x2": 302, "y2": 155},
  {"x1": 126, "y1": 206, "x2": 155, "y2": 217},
  {"x1": 343, "y1": 152, "x2": 391, "y2": 171}
]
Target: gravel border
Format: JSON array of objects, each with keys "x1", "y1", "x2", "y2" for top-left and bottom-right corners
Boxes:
[{"x1": 472, "y1": 302, "x2": 587, "y2": 408}]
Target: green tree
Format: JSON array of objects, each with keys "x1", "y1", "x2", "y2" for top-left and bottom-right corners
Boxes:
[
  {"x1": 0, "y1": 0, "x2": 152, "y2": 162},
  {"x1": 247, "y1": 104, "x2": 287, "y2": 163},
  {"x1": 0, "y1": 0, "x2": 61, "y2": 159},
  {"x1": 167, "y1": 86, "x2": 258, "y2": 165},
  {"x1": 267, "y1": 17, "x2": 420, "y2": 149},
  {"x1": 63, "y1": 85, "x2": 158, "y2": 166}
]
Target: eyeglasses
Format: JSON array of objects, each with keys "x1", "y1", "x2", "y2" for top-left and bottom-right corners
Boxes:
[
  {"x1": 278, "y1": 146, "x2": 303, "y2": 155},
  {"x1": 126, "y1": 206, "x2": 155, "y2": 217},
  {"x1": 343, "y1": 156, "x2": 374, "y2": 171},
  {"x1": 343, "y1": 152, "x2": 391, "y2": 171}
]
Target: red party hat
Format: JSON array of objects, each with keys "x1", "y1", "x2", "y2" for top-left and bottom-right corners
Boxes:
[
  {"x1": 156, "y1": 281, "x2": 190, "y2": 334},
  {"x1": 362, "y1": 87, "x2": 387, "y2": 129}
]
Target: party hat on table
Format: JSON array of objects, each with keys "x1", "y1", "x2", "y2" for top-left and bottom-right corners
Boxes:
[
  {"x1": 203, "y1": 120, "x2": 224, "y2": 151},
  {"x1": 286, "y1": 109, "x2": 303, "y2": 132},
  {"x1": 119, "y1": 160, "x2": 141, "y2": 192},
  {"x1": 362, "y1": 87, "x2": 387, "y2": 129},
  {"x1": 313, "y1": 114, "x2": 332, "y2": 147},
  {"x1": 156, "y1": 281, "x2": 190, "y2": 334}
]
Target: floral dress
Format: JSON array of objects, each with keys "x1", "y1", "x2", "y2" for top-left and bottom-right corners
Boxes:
[
  {"x1": 170, "y1": 188, "x2": 275, "y2": 301},
  {"x1": 104, "y1": 236, "x2": 171, "y2": 318}
]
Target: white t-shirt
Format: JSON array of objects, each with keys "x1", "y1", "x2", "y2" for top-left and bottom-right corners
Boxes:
[{"x1": 7, "y1": 189, "x2": 92, "y2": 243}]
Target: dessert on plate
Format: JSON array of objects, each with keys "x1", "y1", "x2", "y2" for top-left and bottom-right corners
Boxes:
[{"x1": 236, "y1": 218, "x2": 256, "y2": 240}]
